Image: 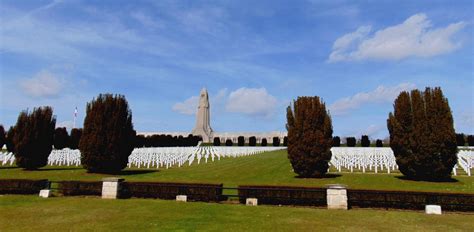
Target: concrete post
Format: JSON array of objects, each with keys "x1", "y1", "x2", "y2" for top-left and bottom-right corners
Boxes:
[
  {"x1": 326, "y1": 184, "x2": 348, "y2": 210},
  {"x1": 102, "y1": 177, "x2": 124, "y2": 199},
  {"x1": 246, "y1": 198, "x2": 258, "y2": 206}
]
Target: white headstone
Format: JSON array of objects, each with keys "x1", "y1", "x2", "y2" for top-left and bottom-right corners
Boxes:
[
  {"x1": 176, "y1": 195, "x2": 187, "y2": 202},
  {"x1": 39, "y1": 189, "x2": 51, "y2": 198},
  {"x1": 246, "y1": 198, "x2": 258, "y2": 206},
  {"x1": 425, "y1": 205, "x2": 442, "y2": 215}
]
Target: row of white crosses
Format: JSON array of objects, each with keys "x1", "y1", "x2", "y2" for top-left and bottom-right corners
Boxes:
[
  {"x1": 47, "y1": 148, "x2": 81, "y2": 166},
  {"x1": 330, "y1": 147, "x2": 398, "y2": 174},
  {"x1": 0, "y1": 152, "x2": 15, "y2": 165},
  {"x1": 128, "y1": 146, "x2": 285, "y2": 169},
  {"x1": 454, "y1": 150, "x2": 473, "y2": 176}
]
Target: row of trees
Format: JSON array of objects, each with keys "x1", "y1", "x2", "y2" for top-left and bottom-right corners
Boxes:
[
  {"x1": 332, "y1": 136, "x2": 385, "y2": 147},
  {"x1": 2, "y1": 94, "x2": 135, "y2": 173},
  {"x1": 135, "y1": 134, "x2": 201, "y2": 147},
  {"x1": 287, "y1": 87, "x2": 461, "y2": 181},
  {"x1": 212, "y1": 136, "x2": 288, "y2": 147}
]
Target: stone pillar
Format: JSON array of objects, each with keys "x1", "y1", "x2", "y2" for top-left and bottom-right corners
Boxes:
[
  {"x1": 425, "y1": 205, "x2": 442, "y2": 215},
  {"x1": 176, "y1": 195, "x2": 187, "y2": 202},
  {"x1": 102, "y1": 177, "x2": 124, "y2": 199},
  {"x1": 326, "y1": 184, "x2": 348, "y2": 210}
]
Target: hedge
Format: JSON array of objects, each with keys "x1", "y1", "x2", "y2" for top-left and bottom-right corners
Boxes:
[
  {"x1": 348, "y1": 189, "x2": 474, "y2": 211},
  {"x1": 122, "y1": 181, "x2": 224, "y2": 202},
  {"x1": 57, "y1": 181, "x2": 103, "y2": 196},
  {"x1": 238, "y1": 185, "x2": 326, "y2": 206},
  {"x1": 0, "y1": 179, "x2": 48, "y2": 194}
]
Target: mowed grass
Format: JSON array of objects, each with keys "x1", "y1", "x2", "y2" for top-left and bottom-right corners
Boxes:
[
  {"x1": 0, "y1": 149, "x2": 473, "y2": 193},
  {"x1": 0, "y1": 195, "x2": 473, "y2": 232}
]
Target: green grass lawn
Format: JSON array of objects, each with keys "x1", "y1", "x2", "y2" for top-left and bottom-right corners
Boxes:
[
  {"x1": 0, "y1": 195, "x2": 473, "y2": 232},
  {"x1": 0, "y1": 149, "x2": 473, "y2": 193}
]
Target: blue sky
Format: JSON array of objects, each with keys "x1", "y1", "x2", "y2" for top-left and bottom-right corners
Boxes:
[{"x1": 0, "y1": 0, "x2": 473, "y2": 139}]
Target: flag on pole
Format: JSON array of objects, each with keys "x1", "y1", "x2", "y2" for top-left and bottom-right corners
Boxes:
[{"x1": 73, "y1": 107, "x2": 78, "y2": 129}]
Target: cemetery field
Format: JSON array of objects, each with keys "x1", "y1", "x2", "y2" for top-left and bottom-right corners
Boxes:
[
  {"x1": 0, "y1": 195, "x2": 473, "y2": 232},
  {"x1": 0, "y1": 149, "x2": 473, "y2": 193}
]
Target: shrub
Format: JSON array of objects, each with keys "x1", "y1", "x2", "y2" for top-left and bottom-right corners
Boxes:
[
  {"x1": 0, "y1": 125, "x2": 5, "y2": 149},
  {"x1": 361, "y1": 135, "x2": 370, "y2": 147},
  {"x1": 283, "y1": 136, "x2": 288, "y2": 146},
  {"x1": 346, "y1": 137, "x2": 356, "y2": 147},
  {"x1": 58, "y1": 181, "x2": 102, "y2": 196},
  {"x1": 261, "y1": 138, "x2": 267, "y2": 147},
  {"x1": 249, "y1": 136, "x2": 256, "y2": 146},
  {"x1": 387, "y1": 87, "x2": 457, "y2": 180},
  {"x1": 286, "y1": 96, "x2": 333, "y2": 177},
  {"x1": 272, "y1": 137, "x2": 280, "y2": 146},
  {"x1": 0, "y1": 179, "x2": 49, "y2": 194},
  {"x1": 213, "y1": 137, "x2": 221, "y2": 146},
  {"x1": 69, "y1": 128, "x2": 82, "y2": 149},
  {"x1": 468, "y1": 135, "x2": 474, "y2": 146},
  {"x1": 376, "y1": 139, "x2": 384, "y2": 147},
  {"x1": 6, "y1": 126, "x2": 15, "y2": 153},
  {"x1": 348, "y1": 189, "x2": 474, "y2": 211},
  {"x1": 80, "y1": 94, "x2": 135, "y2": 173},
  {"x1": 122, "y1": 182, "x2": 224, "y2": 202},
  {"x1": 456, "y1": 133, "x2": 466, "y2": 146},
  {"x1": 12, "y1": 107, "x2": 56, "y2": 169},
  {"x1": 225, "y1": 139, "x2": 233, "y2": 146},
  {"x1": 238, "y1": 185, "x2": 326, "y2": 206},
  {"x1": 53, "y1": 127, "x2": 69, "y2": 149},
  {"x1": 238, "y1": 136, "x2": 245, "y2": 146},
  {"x1": 135, "y1": 134, "x2": 146, "y2": 148},
  {"x1": 332, "y1": 136, "x2": 341, "y2": 147}
]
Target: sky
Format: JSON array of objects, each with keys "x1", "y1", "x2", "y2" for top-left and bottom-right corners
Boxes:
[{"x1": 0, "y1": 0, "x2": 473, "y2": 140}]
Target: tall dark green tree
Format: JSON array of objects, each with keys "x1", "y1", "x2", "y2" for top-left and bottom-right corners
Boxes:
[
  {"x1": 455, "y1": 133, "x2": 465, "y2": 146},
  {"x1": 237, "y1": 136, "x2": 245, "y2": 146},
  {"x1": 375, "y1": 139, "x2": 384, "y2": 147},
  {"x1": 387, "y1": 87, "x2": 457, "y2": 180},
  {"x1": 346, "y1": 137, "x2": 356, "y2": 147},
  {"x1": 283, "y1": 136, "x2": 288, "y2": 146},
  {"x1": 287, "y1": 96, "x2": 333, "y2": 177},
  {"x1": 79, "y1": 94, "x2": 135, "y2": 173},
  {"x1": 0, "y1": 125, "x2": 5, "y2": 149},
  {"x1": 225, "y1": 139, "x2": 233, "y2": 146},
  {"x1": 361, "y1": 135, "x2": 370, "y2": 147},
  {"x1": 54, "y1": 127, "x2": 69, "y2": 149},
  {"x1": 468, "y1": 135, "x2": 474, "y2": 146},
  {"x1": 272, "y1": 137, "x2": 280, "y2": 146},
  {"x1": 6, "y1": 127, "x2": 15, "y2": 153},
  {"x1": 69, "y1": 128, "x2": 82, "y2": 149},
  {"x1": 213, "y1": 137, "x2": 221, "y2": 146},
  {"x1": 332, "y1": 136, "x2": 341, "y2": 147},
  {"x1": 261, "y1": 138, "x2": 267, "y2": 147},
  {"x1": 12, "y1": 107, "x2": 56, "y2": 169},
  {"x1": 249, "y1": 136, "x2": 256, "y2": 146}
]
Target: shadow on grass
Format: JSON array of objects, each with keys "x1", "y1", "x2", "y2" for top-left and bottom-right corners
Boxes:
[
  {"x1": 395, "y1": 176, "x2": 459, "y2": 183},
  {"x1": 295, "y1": 173, "x2": 342, "y2": 179},
  {"x1": 119, "y1": 170, "x2": 159, "y2": 176},
  {"x1": 36, "y1": 167, "x2": 84, "y2": 171},
  {"x1": 0, "y1": 166, "x2": 20, "y2": 170}
]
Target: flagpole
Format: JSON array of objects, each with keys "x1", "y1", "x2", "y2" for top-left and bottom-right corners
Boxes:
[{"x1": 73, "y1": 107, "x2": 77, "y2": 129}]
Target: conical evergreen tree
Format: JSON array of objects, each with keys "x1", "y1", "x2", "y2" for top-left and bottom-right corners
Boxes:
[
  {"x1": 12, "y1": 107, "x2": 56, "y2": 169},
  {"x1": 79, "y1": 94, "x2": 135, "y2": 173},
  {"x1": 387, "y1": 87, "x2": 457, "y2": 180},
  {"x1": 287, "y1": 96, "x2": 333, "y2": 177}
]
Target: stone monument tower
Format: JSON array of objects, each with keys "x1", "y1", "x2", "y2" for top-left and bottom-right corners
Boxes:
[{"x1": 192, "y1": 88, "x2": 213, "y2": 142}]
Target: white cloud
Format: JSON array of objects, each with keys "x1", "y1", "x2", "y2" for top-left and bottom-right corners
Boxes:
[
  {"x1": 328, "y1": 13, "x2": 466, "y2": 62},
  {"x1": 19, "y1": 70, "x2": 63, "y2": 98},
  {"x1": 172, "y1": 96, "x2": 199, "y2": 115},
  {"x1": 226, "y1": 87, "x2": 277, "y2": 117},
  {"x1": 329, "y1": 83, "x2": 416, "y2": 116}
]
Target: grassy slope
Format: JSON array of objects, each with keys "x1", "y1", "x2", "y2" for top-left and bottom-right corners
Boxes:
[
  {"x1": 0, "y1": 150, "x2": 473, "y2": 193},
  {"x1": 0, "y1": 195, "x2": 473, "y2": 232}
]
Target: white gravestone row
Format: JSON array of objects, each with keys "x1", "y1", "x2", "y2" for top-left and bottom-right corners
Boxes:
[{"x1": 1, "y1": 147, "x2": 472, "y2": 176}]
